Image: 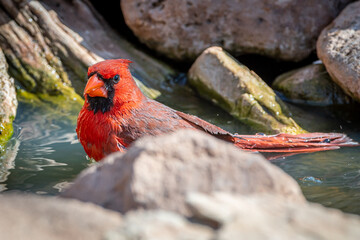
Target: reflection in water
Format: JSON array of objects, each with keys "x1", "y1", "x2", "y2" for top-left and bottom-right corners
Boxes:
[
  {"x1": 1, "y1": 101, "x2": 88, "y2": 195},
  {"x1": 1, "y1": 84, "x2": 360, "y2": 215},
  {"x1": 0, "y1": 139, "x2": 20, "y2": 191}
]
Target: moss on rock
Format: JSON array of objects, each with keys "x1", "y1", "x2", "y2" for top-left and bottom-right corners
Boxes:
[{"x1": 188, "y1": 47, "x2": 305, "y2": 134}]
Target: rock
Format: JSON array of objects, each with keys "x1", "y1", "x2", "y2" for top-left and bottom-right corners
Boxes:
[
  {"x1": 0, "y1": 193, "x2": 122, "y2": 240},
  {"x1": 107, "y1": 210, "x2": 213, "y2": 240},
  {"x1": 3, "y1": 191, "x2": 359, "y2": 240},
  {"x1": 317, "y1": 1, "x2": 360, "y2": 102},
  {"x1": 186, "y1": 192, "x2": 360, "y2": 240},
  {"x1": 62, "y1": 130, "x2": 305, "y2": 215},
  {"x1": 0, "y1": 48, "x2": 17, "y2": 148},
  {"x1": 273, "y1": 63, "x2": 352, "y2": 106},
  {"x1": 0, "y1": 138, "x2": 19, "y2": 191},
  {"x1": 0, "y1": 48, "x2": 17, "y2": 187},
  {"x1": 121, "y1": 0, "x2": 351, "y2": 61},
  {"x1": 188, "y1": 46, "x2": 304, "y2": 134},
  {"x1": 0, "y1": 0, "x2": 83, "y2": 107},
  {"x1": 0, "y1": 0, "x2": 172, "y2": 106}
]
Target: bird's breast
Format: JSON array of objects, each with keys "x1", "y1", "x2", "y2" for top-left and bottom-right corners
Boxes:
[{"x1": 77, "y1": 108, "x2": 123, "y2": 161}]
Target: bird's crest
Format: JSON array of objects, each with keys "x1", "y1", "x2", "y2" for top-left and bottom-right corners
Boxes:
[{"x1": 88, "y1": 59, "x2": 132, "y2": 79}]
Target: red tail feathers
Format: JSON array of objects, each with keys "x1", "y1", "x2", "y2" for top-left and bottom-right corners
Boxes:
[{"x1": 234, "y1": 132, "x2": 358, "y2": 159}]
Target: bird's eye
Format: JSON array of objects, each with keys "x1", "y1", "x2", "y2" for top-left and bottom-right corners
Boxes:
[{"x1": 113, "y1": 74, "x2": 120, "y2": 83}]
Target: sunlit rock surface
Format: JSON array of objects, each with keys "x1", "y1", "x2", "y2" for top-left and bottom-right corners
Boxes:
[
  {"x1": 186, "y1": 192, "x2": 360, "y2": 240},
  {"x1": 0, "y1": 47, "x2": 18, "y2": 182},
  {"x1": 108, "y1": 210, "x2": 213, "y2": 240},
  {"x1": 317, "y1": 1, "x2": 360, "y2": 103},
  {"x1": 273, "y1": 63, "x2": 352, "y2": 106},
  {"x1": 2, "y1": 191, "x2": 360, "y2": 240},
  {"x1": 188, "y1": 46, "x2": 304, "y2": 134},
  {"x1": 62, "y1": 130, "x2": 305, "y2": 214},
  {"x1": 0, "y1": 48, "x2": 16, "y2": 147},
  {"x1": 0, "y1": 193, "x2": 123, "y2": 240},
  {"x1": 121, "y1": 0, "x2": 351, "y2": 61}
]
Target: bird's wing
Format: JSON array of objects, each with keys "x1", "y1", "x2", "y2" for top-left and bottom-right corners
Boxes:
[{"x1": 175, "y1": 110, "x2": 234, "y2": 141}]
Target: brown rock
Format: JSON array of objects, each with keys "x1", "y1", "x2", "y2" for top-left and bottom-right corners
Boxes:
[
  {"x1": 317, "y1": 1, "x2": 360, "y2": 102},
  {"x1": 0, "y1": 193, "x2": 122, "y2": 240},
  {"x1": 188, "y1": 46, "x2": 304, "y2": 134},
  {"x1": 62, "y1": 130, "x2": 305, "y2": 215},
  {"x1": 187, "y1": 192, "x2": 360, "y2": 240},
  {"x1": 273, "y1": 63, "x2": 352, "y2": 106},
  {"x1": 121, "y1": 0, "x2": 351, "y2": 61}
]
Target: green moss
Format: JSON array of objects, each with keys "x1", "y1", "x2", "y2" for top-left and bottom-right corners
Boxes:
[
  {"x1": 0, "y1": 121, "x2": 14, "y2": 154},
  {"x1": 6, "y1": 53, "x2": 76, "y2": 95},
  {"x1": 17, "y1": 89, "x2": 83, "y2": 125}
]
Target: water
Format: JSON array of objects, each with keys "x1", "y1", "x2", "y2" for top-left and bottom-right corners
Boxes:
[
  {"x1": 1, "y1": 83, "x2": 360, "y2": 215},
  {"x1": 1, "y1": 100, "x2": 88, "y2": 194}
]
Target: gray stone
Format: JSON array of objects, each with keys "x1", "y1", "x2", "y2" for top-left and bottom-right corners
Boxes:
[
  {"x1": 0, "y1": 193, "x2": 122, "y2": 240},
  {"x1": 121, "y1": 0, "x2": 351, "y2": 61},
  {"x1": 273, "y1": 63, "x2": 352, "y2": 106},
  {"x1": 62, "y1": 130, "x2": 305, "y2": 215},
  {"x1": 186, "y1": 192, "x2": 360, "y2": 240},
  {"x1": 317, "y1": 1, "x2": 360, "y2": 102},
  {"x1": 188, "y1": 46, "x2": 304, "y2": 134},
  {"x1": 107, "y1": 210, "x2": 213, "y2": 240}
]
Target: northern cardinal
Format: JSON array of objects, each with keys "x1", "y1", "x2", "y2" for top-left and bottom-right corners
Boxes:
[{"x1": 77, "y1": 59, "x2": 358, "y2": 161}]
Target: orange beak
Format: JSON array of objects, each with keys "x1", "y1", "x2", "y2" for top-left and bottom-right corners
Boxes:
[{"x1": 84, "y1": 74, "x2": 108, "y2": 98}]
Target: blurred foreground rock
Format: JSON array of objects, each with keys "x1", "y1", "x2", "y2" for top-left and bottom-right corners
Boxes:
[
  {"x1": 188, "y1": 46, "x2": 304, "y2": 134},
  {"x1": 186, "y1": 192, "x2": 360, "y2": 240},
  {"x1": 121, "y1": 0, "x2": 351, "y2": 61},
  {"x1": 317, "y1": 1, "x2": 360, "y2": 103},
  {"x1": 62, "y1": 130, "x2": 305, "y2": 215},
  {"x1": 0, "y1": 193, "x2": 123, "y2": 240},
  {"x1": 108, "y1": 210, "x2": 213, "y2": 240},
  {"x1": 0, "y1": 0, "x2": 172, "y2": 106},
  {"x1": 273, "y1": 63, "x2": 351, "y2": 106},
  {"x1": 2, "y1": 191, "x2": 360, "y2": 240}
]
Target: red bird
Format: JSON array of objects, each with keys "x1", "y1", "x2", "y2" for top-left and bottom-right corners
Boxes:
[{"x1": 77, "y1": 59, "x2": 358, "y2": 161}]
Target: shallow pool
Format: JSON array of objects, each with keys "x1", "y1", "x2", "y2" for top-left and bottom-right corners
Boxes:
[{"x1": 2, "y1": 83, "x2": 360, "y2": 215}]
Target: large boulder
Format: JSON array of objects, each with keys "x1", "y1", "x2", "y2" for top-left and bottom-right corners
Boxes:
[
  {"x1": 62, "y1": 130, "x2": 305, "y2": 215},
  {"x1": 273, "y1": 63, "x2": 352, "y2": 106},
  {"x1": 186, "y1": 192, "x2": 360, "y2": 240},
  {"x1": 121, "y1": 0, "x2": 351, "y2": 61},
  {"x1": 317, "y1": 1, "x2": 360, "y2": 102},
  {"x1": 0, "y1": 193, "x2": 122, "y2": 240},
  {"x1": 188, "y1": 46, "x2": 304, "y2": 134}
]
